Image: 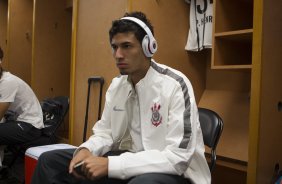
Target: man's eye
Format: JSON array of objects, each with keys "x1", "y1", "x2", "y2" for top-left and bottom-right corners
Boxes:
[
  {"x1": 123, "y1": 44, "x2": 131, "y2": 49},
  {"x1": 122, "y1": 44, "x2": 132, "y2": 49},
  {"x1": 111, "y1": 45, "x2": 117, "y2": 51}
]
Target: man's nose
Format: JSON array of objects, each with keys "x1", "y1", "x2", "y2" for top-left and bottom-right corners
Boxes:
[{"x1": 114, "y1": 47, "x2": 123, "y2": 58}]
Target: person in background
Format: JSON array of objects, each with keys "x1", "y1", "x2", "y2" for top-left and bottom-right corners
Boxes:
[
  {"x1": 0, "y1": 47, "x2": 44, "y2": 171},
  {"x1": 31, "y1": 11, "x2": 211, "y2": 184}
]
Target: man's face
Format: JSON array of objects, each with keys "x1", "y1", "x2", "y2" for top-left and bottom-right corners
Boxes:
[{"x1": 111, "y1": 32, "x2": 149, "y2": 77}]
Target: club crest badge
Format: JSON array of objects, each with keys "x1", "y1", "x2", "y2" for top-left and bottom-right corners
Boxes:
[{"x1": 151, "y1": 103, "x2": 162, "y2": 127}]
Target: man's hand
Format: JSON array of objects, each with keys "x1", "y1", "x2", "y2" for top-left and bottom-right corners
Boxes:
[
  {"x1": 69, "y1": 148, "x2": 92, "y2": 178},
  {"x1": 83, "y1": 156, "x2": 108, "y2": 180},
  {"x1": 69, "y1": 148, "x2": 109, "y2": 180}
]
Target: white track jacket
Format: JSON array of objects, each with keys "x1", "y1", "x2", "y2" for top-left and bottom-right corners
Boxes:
[{"x1": 79, "y1": 60, "x2": 211, "y2": 184}]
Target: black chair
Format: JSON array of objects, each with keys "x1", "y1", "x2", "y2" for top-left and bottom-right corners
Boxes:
[{"x1": 198, "y1": 107, "x2": 223, "y2": 172}]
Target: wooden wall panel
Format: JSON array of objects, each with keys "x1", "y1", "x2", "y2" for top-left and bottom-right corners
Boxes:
[
  {"x1": 8, "y1": 0, "x2": 33, "y2": 84},
  {"x1": 0, "y1": 0, "x2": 7, "y2": 68},
  {"x1": 200, "y1": 68, "x2": 251, "y2": 162},
  {"x1": 257, "y1": 0, "x2": 282, "y2": 183},
  {"x1": 72, "y1": 0, "x2": 127, "y2": 145},
  {"x1": 66, "y1": 0, "x2": 73, "y2": 9},
  {"x1": 33, "y1": 0, "x2": 71, "y2": 100}
]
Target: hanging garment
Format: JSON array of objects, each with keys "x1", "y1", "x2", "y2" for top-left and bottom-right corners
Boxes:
[{"x1": 185, "y1": 0, "x2": 213, "y2": 51}]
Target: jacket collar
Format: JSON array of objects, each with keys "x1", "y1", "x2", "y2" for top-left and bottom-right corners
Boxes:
[{"x1": 134, "y1": 59, "x2": 157, "y2": 88}]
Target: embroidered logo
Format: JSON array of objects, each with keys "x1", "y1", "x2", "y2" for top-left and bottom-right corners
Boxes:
[
  {"x1": 113, "y1": 106, "x2": 124, "y2": 111},
  {"x1": 151, "y1": 103, "x2": 162, "y2": 127}
]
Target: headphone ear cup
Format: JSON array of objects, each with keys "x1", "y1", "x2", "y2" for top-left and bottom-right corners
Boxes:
[
  {"x1": 142, "y1": 35, "x2": 152, "y2": 57},
  {"x1": 149, "y1": 39, "x2": 158, "y2": 55}
]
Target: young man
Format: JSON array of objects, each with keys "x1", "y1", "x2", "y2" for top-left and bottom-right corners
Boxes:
[
  {"x1": 0, "y1": 47, "x2": 44, "y2": 169},
  {"x1": 31, "y1": 12, "x2": 211, "y2": 184}
]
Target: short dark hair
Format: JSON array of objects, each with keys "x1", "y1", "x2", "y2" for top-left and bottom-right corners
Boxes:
[
  {"x1": 109, "y1": 11, "x2": 154, "y2": 45},
  {"x1": 0, "y1": 47, "x2": 3, "y2": 60}
]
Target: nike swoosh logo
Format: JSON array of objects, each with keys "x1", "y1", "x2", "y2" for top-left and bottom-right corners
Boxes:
[
  {"x1": 17, "y1": 123, "x2": 24, "y2": 130},
  {"x1": 113, "y1": 106, "x2": 125, "y2": 111}
]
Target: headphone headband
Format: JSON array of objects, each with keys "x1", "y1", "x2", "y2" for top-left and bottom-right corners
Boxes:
[
  {"x1": 121, "y1": 17, "x2": 154, "y2": 40},
  {"x1": 121, "y1": 17, "x2": 157, "y2": 57}
]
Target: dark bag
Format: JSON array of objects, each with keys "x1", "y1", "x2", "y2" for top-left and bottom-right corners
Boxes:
[{"x1": 40, "y1": 98, "x2": 63, "y2": 137}]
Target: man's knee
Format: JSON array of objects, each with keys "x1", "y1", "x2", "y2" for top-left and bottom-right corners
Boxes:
[{"x1": 37, "y1": 150, "x2": 59, "y2": 166}]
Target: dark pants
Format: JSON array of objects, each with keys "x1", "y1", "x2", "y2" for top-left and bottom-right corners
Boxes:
[
  {"x1": 0, "y1": 121, "x2": 42, "y2": 145},
  {"x1": 31, "y1": 149, "x2": 191, "y2": 184}
]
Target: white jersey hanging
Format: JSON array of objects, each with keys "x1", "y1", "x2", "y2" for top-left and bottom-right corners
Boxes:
[{"x1": 185, "y1": 0, "x2": 213, "y2": 51}]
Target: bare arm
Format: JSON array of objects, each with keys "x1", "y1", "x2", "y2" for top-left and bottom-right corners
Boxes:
[{"x1": 0, "y1": 102, "x2": 10, "y2": 120}]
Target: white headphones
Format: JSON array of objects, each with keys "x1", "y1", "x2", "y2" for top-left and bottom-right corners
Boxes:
[{"x1": 121, "y1": 17, "x2": 158, "y2": 57}]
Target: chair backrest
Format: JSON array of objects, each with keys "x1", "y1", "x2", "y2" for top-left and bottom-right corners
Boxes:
[{"x1": 198, "y1": 107, "x2": 223, "y2": 172}]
